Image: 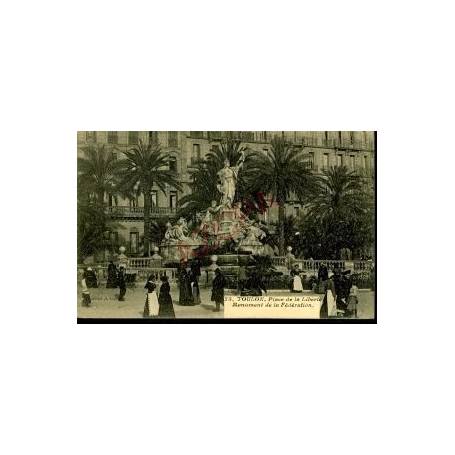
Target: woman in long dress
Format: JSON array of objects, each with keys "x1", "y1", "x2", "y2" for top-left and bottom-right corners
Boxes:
[
  {"x1": 178, "y1": 266, "x2": 194, "y2": 306},
  {"x1": 290, "y1": 267, "x2": 303, "y2": 293},
  {"x1": 320, "y1": 274, "x2": 337, "y2": 318},
  {"x1": 143, "y1": 275, "x2": 159, "y2": 318},
  {"x1": 158, "y1": 275, "x2": 175, "y2": 318},
  {"x1": 106, "y1": 261, "x2": 117, "y2": 288},
  {"x1": 189, "y1": 266, "x2": 201, "y2": 304}
]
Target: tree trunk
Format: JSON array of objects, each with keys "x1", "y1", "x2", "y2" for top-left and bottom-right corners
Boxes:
[
  {"x1": 278, "y1": 203, "x2": 285, "y2": 255},
  {"x1": 143, "y1": 190, "x2": 151, "y2": 257},
  {"x1": 97, "y1": 190, "x2": 104, "y2": 206}
]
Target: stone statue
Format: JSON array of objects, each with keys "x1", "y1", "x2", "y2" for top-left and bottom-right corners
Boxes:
[
  {"x1": 163, "y1": 218, "x2": 191, "y2": 243},
  {"x1": 216, "y1": 151, "x2": 246, "y2": 208},
  {"x1": 199, "y1": 200, "x2": 222, "y2": 235}
]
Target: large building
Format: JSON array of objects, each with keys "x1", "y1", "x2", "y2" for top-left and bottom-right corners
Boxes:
[{"x1": 77, "y1": 131, "x2": 375, "y2": 255}]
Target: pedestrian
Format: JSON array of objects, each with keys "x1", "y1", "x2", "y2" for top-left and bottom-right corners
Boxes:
[
  {"x1": 81, "y1": 269, "x2": 92, "y2": 307},
  {"x1": 106, "y1": 260, "x2": 117, "y2": 288},
  {"x1": 178, "y1": 263, "x2": 194, "y2": 305},
  {"x1": 143, "y1": 274, "x2": 159, "y2": 318},
  {"x1": 290, "y1": 265, "x2": 303, "y2": 293},
  {"x1": 320, "y1": 272, "x2": 337, "y2": 318},
  {"x1": 238, "y1": 265, "x2": 247, "y2": 293},
  {"x1": 117, "y1": 265, "x2": 127, "y2": 301},
  {"x1": 211, "y1": 268, "x2": 226, "y2": 312},
  {"x1": 158, "y1": 275, "x2": 175, "y2": 318},
  {"x1": 317, "y1": 262, "x2": 329, "y2": 293},
  {"x1": 189, "y1": 263, "x2": 201, "y2": 304}
]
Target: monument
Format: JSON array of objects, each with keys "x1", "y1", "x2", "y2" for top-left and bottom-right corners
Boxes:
[{"x1": 160, "y1": 150, "x2": 267, "y2": 262}]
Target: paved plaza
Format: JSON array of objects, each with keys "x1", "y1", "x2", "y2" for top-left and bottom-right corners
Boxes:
[{"x1": 77, "y1": 284, "x2": 375, "y2": 319}]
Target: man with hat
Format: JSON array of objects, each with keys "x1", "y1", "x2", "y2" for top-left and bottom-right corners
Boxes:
[{"x1": 117, "y1": 265, "x2": 127, "y2": 301}]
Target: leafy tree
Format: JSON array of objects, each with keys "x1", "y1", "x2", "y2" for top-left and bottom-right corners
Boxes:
[
  {"x1": 246, "y1": 137, "x2": 314, "y2": 254},
  {"x1": 178, "y1": 137, "x2": 258, "y2": 220},
  {"x1": 116, "y1": 140, "x2": 182, "y2": 256},
  {"x1": 77, "y1": 202, "x2": 122, "y2": 262},
  {"x1": 301, "y1": 165, "x2": 374, "y2": 258},
  {"x1": 77, "y1": 144, "x2": 119, "y2": 206}
]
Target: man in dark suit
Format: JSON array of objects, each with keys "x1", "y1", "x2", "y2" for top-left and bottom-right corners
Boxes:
[{"x1": 117, "y1": 265, "x2": 127, "y2": 301}]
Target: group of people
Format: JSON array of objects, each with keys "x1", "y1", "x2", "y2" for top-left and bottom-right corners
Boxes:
[
  {"x1": 143, "y1": 274, "x2": 175, "y2": 318},
  {"x1": 177, "y1": 261, "x2": 226, "y2": 312},
  {"x1": 318, "y1": 264, "x2": 358, "y2": 318},
  {"x1": 80, "y1": 261, "x2": 129, "y2": 307},
  {"x1": 287, "y1": 262, "x2": 359, "y2": 318}
]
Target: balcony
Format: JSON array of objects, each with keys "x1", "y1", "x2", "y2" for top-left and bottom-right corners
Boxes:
[{"x1": 105, "y1": 206, "x2": 177, "y2": 218}]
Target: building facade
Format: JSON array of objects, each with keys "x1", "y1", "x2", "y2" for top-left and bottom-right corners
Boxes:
[{"x1": 77, "y1": 131, "x2": 375, "y2": 255}]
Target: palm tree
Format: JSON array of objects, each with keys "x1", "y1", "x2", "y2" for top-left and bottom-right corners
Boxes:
[
  {"x1": 77, "y1": 144, "x2": 119, "y2": 206},
  {"x1": 178, "y1": 138, "x2": 256, "y2": 220},
  {"x1": 305, "y1": 165, "x2": 374, "y2": 258},
  {"x1": 246, "y1": 137, "x2": 314, "y2": 254},
  {"x1": 116, "y1": 140, "x2": 182, "y2": 256}
]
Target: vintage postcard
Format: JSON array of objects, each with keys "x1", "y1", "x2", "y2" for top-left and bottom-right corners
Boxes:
[{"x1": 77, "y1": 131, "x2": 376, "y2": 322}]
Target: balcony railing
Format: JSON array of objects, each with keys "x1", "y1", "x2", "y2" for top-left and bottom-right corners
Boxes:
[
  {"x1": 270, "y1": 258, "x2": 373, "y2": 272},
  {"x1": 105, "y1": 206, "x2": 177, "y2": 218}
]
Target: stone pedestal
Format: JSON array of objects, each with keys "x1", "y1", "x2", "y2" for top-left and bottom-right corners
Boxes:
[{"x1": 219, "y1": 209, "x2": 236, "y2": 235}]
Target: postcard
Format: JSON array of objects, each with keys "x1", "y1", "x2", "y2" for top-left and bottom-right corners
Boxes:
[{"x1": 77, "y1": 131, "x2": 376, "y2": 323}]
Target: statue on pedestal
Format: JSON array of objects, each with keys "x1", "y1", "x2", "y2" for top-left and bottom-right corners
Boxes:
[{"x1": 216, "y1": 152, "x2": 246, "y2": 208}]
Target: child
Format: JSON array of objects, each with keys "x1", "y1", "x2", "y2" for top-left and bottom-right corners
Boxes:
[
  {"x1": 347, "y1": 284, "x2": 359, "y2": 318},
  {"x1": 81, "y1": 270, "x2": 92, "y2": 307}
]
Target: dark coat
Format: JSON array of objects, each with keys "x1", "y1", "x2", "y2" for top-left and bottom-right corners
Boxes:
[
  {"x1": 211, "y1": 273, "x2": 226, "y2": 303},
  {"x1": 106, "y1": 263, "x2": 117, "y2": 288},
  {"x1": 117, "y1": 270, "x2": 126, "y2": 290},
  {"x1": 179, "y1": 270, "x2": 194, "y2": 305},
  {"x1": 189, "y1": 270, "x2": 201, "y2": 304},
  {"x1": 158, "y1": 281, "x2": 175, "y2": 318},
  {"x1": 144, "y1": 280, "x2": 156, "y2": 293},
  {"x1": 318, "y1": 265, "x2": 328, "y2": 282}
]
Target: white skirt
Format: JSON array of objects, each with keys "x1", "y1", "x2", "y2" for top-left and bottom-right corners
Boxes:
[
  {"x1": 293, "y1": 275, "x2": 303, "y2": 292},
  {"x1": 327, "y1": 290, "x2": 337, "y2": 317},
  {"x1": 147, "y1": 291, "x2": 159, "y2": 317}
]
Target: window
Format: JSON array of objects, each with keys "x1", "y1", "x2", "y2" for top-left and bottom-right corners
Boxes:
[
  {"x1": 169, "y1": 191, "x2": 177, "y2": 209},
  {"x1": 261, "y1": 131, "x2": 268, "y2": 141},
  {"x1": 128, "y1": 131, "x2": 139, "y2": 145},
  {"x1": 323, "y1": 153, "x2": 329, "y2": 169},
  {"x1": 86, "y1": 131, "x2": 97, "y2": 142},
  {"x1": 338, "y1": 131, "x2": 342, "y2": 145},
  {"x1": 308, "y1": 152, "x2": 314, "y2": 169},
  {"x1": 350, "y1": 131, "x2": 354, "y2": 144},
  {"x1": 324, "y1": 131, "x2": 328, "y2": 143},
  {"x1": 168, "y1": 131, "x2": 178, "y2": 147},
  {"x1": 107, "y1": 131, "x2": 118, "y2": 144},
  {"x1": 130, "y1": 232, "x2": 139, "y2": 254},
  {"x1": 149, "y1": 131, "x2": 158, "y2": 144},
  {"x1": 193, "y1": 143, "x2": 201, "y2": 160},
  {"x1": 337, "y1": 155, "x2": 342, "y2": 166},
  {"x1": 169, "y1": 156, "x2": 177, "y2": 173},
  {"x1": 294, "y1": 206, "x2": 300, "y2": 217},
  {"x1": 151, "y1": 191, "x2": 158, "y2": 208},
  {"x1": 350, "y1": 155, "x2": 355, "y2": 169},
  {"x1": 263, "y1": 147, "x2": 268, "y2": 153},
  {"x1": 364, "y1": 155, "x2": 368, "y2": 169}
]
